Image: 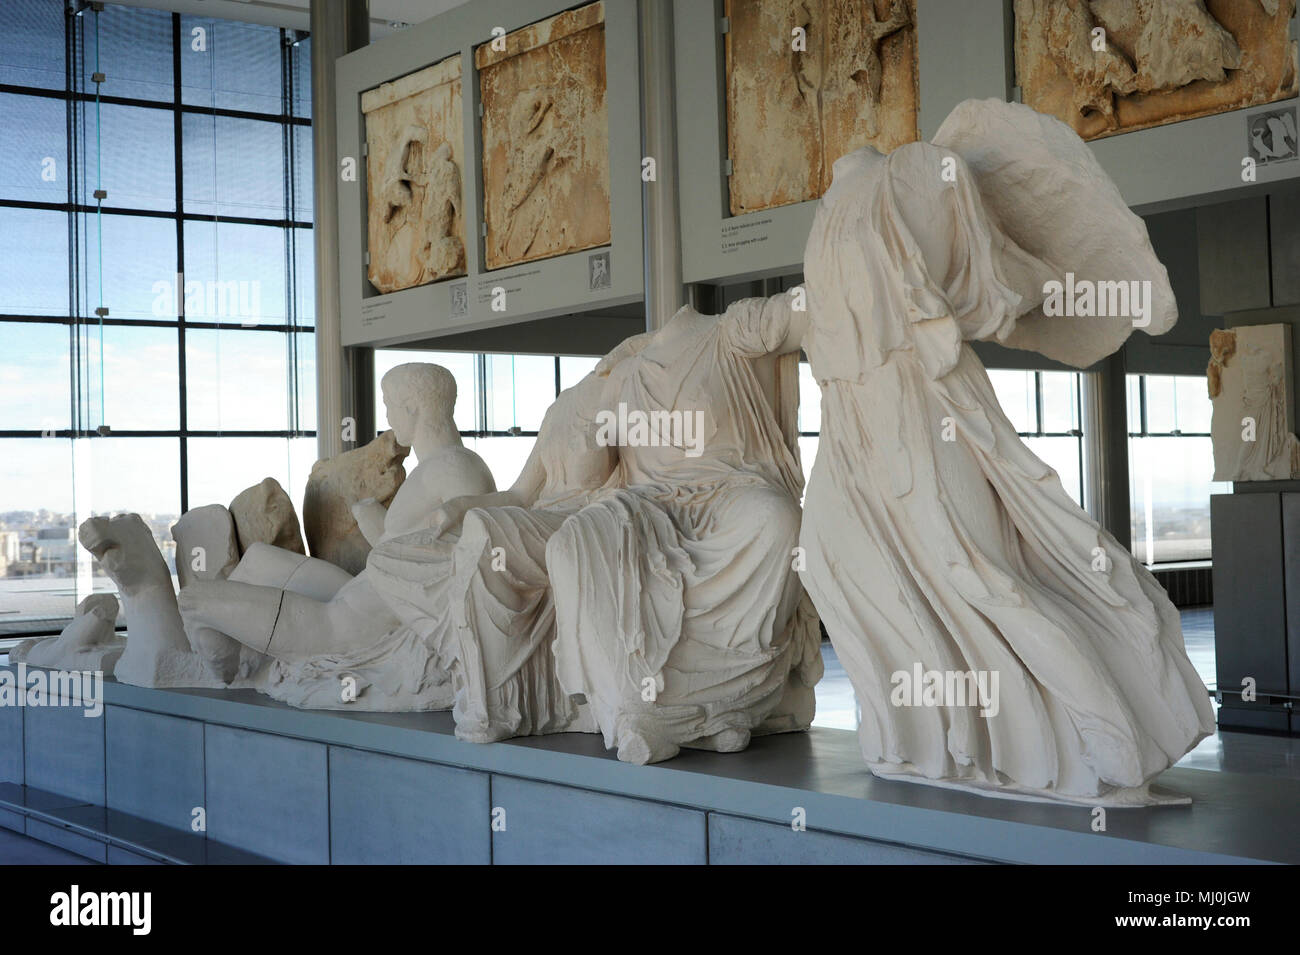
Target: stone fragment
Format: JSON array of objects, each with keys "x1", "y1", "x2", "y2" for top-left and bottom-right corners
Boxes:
[
  {"x1": 10, "y1": 593, "x2": 124, "y2": 674},
  {"x1": 229, "y1": 477, "x2": 306, "y2": 556},
  {"x1": 1015, "y1": 0, "x2": 1298, "y2": 141},
  {"x1": 303, "y1": 430, "x2": 410, "y2": 576},
  {"x1": 1209, "y1": 323, "x2": 1300, "y2": 480},
  {"x1": 725, "y1": 0, "x2": 918, "y2": 215},
  {"x1": 171, "y1": 503, "x2": 241, "y2": 590}
]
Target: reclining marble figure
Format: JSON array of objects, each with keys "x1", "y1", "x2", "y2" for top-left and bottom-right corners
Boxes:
[
  {"x1": 173, "y1": 362, "x2": 495, "y2": 708},
  {"x1": 795, "y1": 98, "x2": 1215, "y2": 805},
  {"x1": 367, "y1": 295, "x2": 824, "y2": 764},
  {"x1": 61, "y1": 363, "x2": 492, "y2": 706}
]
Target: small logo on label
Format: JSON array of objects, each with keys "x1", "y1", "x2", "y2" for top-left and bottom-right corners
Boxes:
[{"x1": 589, "y1": 251, "x2": 611, "y2": 291}]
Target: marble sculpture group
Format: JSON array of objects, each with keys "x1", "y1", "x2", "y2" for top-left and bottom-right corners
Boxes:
[{"x1": 15, "y1": 99, "x2": 1218, "y2": 806}]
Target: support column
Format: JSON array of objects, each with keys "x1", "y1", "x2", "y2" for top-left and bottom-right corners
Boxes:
[
  {"x1": 1081, "y1": 352, "x2": 1132, "y2": 551},
  {"x1": 639, "y1": 0, "x2": 683, "y2": 331},
  {"x1": 311, "y1": 0, "x2": 370, "y2": 459}
]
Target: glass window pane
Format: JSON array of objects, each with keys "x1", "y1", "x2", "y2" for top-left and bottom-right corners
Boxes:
[
  {"x1": 187, "y1": 436, "x2": 295, "y2": 514},
  {"x1": 76, "y1": 323, "x2": 179, "y2": 431},
  {"x1": 559, "y1": 355, "x2": 599, "y2": 391},
  {"x1": 286, "y1": 436, "x2": 317, "y2": 520},
  {"x1": 1172, "y1": 375, "x2": 1212, "y2": 434},
  {"x1": 180, "y1": 17, "x2": 283, "y2": 114},
  {"x1": 0, "y1": 322, "x2": 71, "y2": 431},
  {"x1": 186, "y1": 327, "x2": 290, "y2": 432},
  {"x1": 798, "y1": 360, "x2": 821, "y2": 433},
  {"x1": 76, "y1": 436, "x2": 180, "y2": 589},
  {"x1": 1040, "y1": 371, "x2": 1079, "y2": 433},
  {"x1": 465, "y1": 436, "x2": 533, "y2": 490},
  {"x1": 1144, "y1": 375, "x2": 1178, "y2": 433},
  {"x1": 1126, "y1": 374, "x2": 1144, "y2": 434},
  {"x1": 1128, "y1": 435, "x2": 1227, "y2": 564},
  {"x1": 182, "y1": 112, "x2": 285, "y2": 219},
  {"x1": 76, "y1": 212, "x2": 177, "y2": 321},
  {"x1": 1023, "y1": 436, "x2": 1084, "y2": 508},
  {"x1": 294, "y1": 329, "x2": 316, "y2": 433},
  {"x1": 291, "y1": 36, "x2": 311, "y2": 119},
  {"x1": 182, "y1": 221, "x2": 286, "y2": 326},
  {"x1": 292, "y1": 125, "x2": 313, "y2": 223},
  {"x1": 83, "y1": 436, "x2": 180, "y2": 516},
  {"x1": 987, "y1": 369, "x2": 1036, "y2": 433},
  {"x1": 293, "y1": 227, "x2": 315, "y2": 326},
  {"x1": 0, "y1": 0, "x2": 66, "y2": 91},
  {"x1": 0, "y1": 207, "x2": 69, "y2": 316},
  {"x1": 486, "y1": 354, "x2": 553, "y2": 432},
  {"x1": 0, "y1": 93, "x2": 67, "y2": 204},
  {"x1": 0, "y1": 437, "x2": 77, "y2": 633},
  {"x1": 83, "y1": 102, "x2": 175, "y2": 212},
  {"x1": 82, "y1": 5, "x2": 174, "y2": 104},
  {"x1": 375, "y1": 350, "x2": 478, "y2": 434}
]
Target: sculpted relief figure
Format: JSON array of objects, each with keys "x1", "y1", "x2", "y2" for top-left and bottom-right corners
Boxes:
[
  {"x1": 1208, "y1": 325, "x2": 1300, "y2": 480},
  {"x1": 363, "y1": 55, "x2": 467, "y2": 293},
  {"x1": 368, "y1": 297, "x2": 823, "y2": 763},
  {"x1": 796, "y1": 99, "x2": 1214, "y2": 805},
  {"x1": 725, "y1": 0, "x2": 917, "y2": 214},
  {"x1": 477, "y1": 1, "x2": 611, "y2": 268},
  {"x1": 1015, "y1": 0, "x2": 1298, "y2": 140}
]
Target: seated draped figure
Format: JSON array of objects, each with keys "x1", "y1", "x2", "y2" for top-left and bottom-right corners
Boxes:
[
  {"x1": 171, "y1": 362, "x2": 497, "y2": 709},
  {"x1": 366, "y1": 297, "x2": 824, "y2": 764}
]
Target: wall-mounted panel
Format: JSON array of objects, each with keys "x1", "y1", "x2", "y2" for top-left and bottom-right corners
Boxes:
[
  {"x1": 491, "y1": 776, "x2": 706, "y2": 864},
  {"x1": 675, "y1": 0, "x2": 1008, "y2": 286},
  {"x1": 204, "y1": 724, "x2": 328, "y2": 865},
  {"x1": 337, "y1": 0, "x2": 643, "y2": 348},
  {"x1": 1015, "y1": 0, "x2": 1297, "y2": 142},
  {"x1": 23, "y1": 702, "x2": 103, "y2": 806},
  {"x1": 1212, "y1": 492, "x2": 1288, "y2": 697},
  {"x1": 328, "y1": 746, "x2": 489, "y2": 864},
  {"x1": 723, "y1": 0, "x2": 917, "y2": 216},
  {"x1": 708, "y1": 813, "x2": 987, "y2": 864},
  {"x1": 0, "y1": 701, "x2": 21, "y2": 786},
  {"x1": 105, "y1": 705, "x2": 205, "y2": 832},
  {"x1": 362, "y1": 55, "x2": 467, "y2": 295}
]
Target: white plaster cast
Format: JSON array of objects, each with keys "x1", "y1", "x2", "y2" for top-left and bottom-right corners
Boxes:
[
  {"x1": 171, "y1": 503, "x2": 240, "y2": 590},
  {"x1": 173, "y1": 363, "x2": 495, "y2": 710},
  {"x1": 78, "y1": 514, "x2": 225, "y2": 688},
  {"x1": 369, "y1": 298, "x2": 823, "y2": 763},
  {"x1": 796, "y1": 98, "x2": 1214, "y2": 805},
  {"x1": 229, "y1": 477, "x2": 306, "y2": 556},
  {"x1": 1209, "y1": 324, "x2": 1300, "y2": 480},
  {"x1": 303, "y1": 430, "x2": 408, "y2": 576},
  {"x1": 10, "y1": 593, "x2": 124, "y2": 673}
]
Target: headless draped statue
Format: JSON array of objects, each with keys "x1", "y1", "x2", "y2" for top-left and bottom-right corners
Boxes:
[
  {"x1": 796, "y1": 99, "x2": 1214, "y2": 805},
  {"x1": 367, "y1": 297, "x2": 823, "y2": 763}
]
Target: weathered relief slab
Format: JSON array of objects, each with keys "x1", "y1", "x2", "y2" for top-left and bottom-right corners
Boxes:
[
  {"x1": 724, "y1": 0, "x2": 919, "y2": 215},
  {"x1": 1015, "y1": 0, "x2": 1298, "y2": 141},
  {"x1": 1209, "y1": 324, "x2": 1300, "y2": 480},
  {"x1": 477, "y1": 1, "x2": 611, "y2": 269},
  {"x1": 302, "y1": 430, "x2": 409, "y2": 576},
  {"x1": 362, "y1": 55, "x2": 466, "y2": 293}
]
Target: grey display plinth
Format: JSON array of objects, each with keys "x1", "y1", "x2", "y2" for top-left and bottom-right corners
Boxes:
[{"x1": 0, "y1": 670, "x2": 1294, "y2": 864}]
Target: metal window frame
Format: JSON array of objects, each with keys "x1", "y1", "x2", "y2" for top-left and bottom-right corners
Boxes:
[{"x1": 0, "y1": 7, "x2": 316, "y2": 639}]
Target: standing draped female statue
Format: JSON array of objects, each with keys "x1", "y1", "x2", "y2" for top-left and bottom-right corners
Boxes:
[{"x1": 797, "y1": 99, "x2": 1214, "y2": 805}]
